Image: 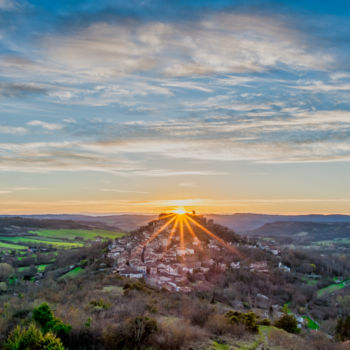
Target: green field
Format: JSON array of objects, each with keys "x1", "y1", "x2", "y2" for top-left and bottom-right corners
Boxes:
[
  {"x1": 30, "y1": 229, "x2": 125, "y2": 241},
  {"x1": 37, "y1": 264, "x2": 48, "y2": 272},
  {"x1": 317, "y1": 278, "x2": 350, "y2": 298},
  {"x1": 303, "y1": 316, "x2": 319, "y2": 330},
  {"x1": 18, "y1": 266, "x2": 30, "y2": 272},
  {"x1": 315, "y1": 238, "x2": 350, "y2": 247},
  {"x1": 0, "y1": 236, "x2": 83, "y2": 248},
  {"x1": 60, "y1": 267, "x2": 83, "y2": 279},
  {"x1": 0, "y1": 241, "x2": 28, "y2": 250}
]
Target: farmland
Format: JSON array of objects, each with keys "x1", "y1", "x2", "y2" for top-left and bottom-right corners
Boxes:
[
  {"x1": 0, "y1": 241, "x2": 28, "y2": 250},
  {"x1": 0, "y1": 236, "x2": 84, "y2": 248},
  {"x1": 60, "y1": 267, "x2": 83, "y2": 279},
  {"x1": 0, "y1": 228, "x2": 125, "y2": 253},
  {"x1": 30, "y1": 229, "x2": 125, "y2": 241},
  {"x1": 0, "y1": 223, "x2": 126, "y2": 290}
]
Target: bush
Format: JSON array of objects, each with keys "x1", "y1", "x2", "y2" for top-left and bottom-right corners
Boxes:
[
  {"x1": 4, "y1": 323, "x2": 64, "y2": 350},
  {"x1": 274, "y1": 314, "x2": 300, "y2": 334},
  {"x1": 183, "y1": 300, "x2": 213, "y2": 327},
  {"x1": 89, "y1": 299, "x2": 110, "y2": 311},
  {"x1": 205, "y1": 314, "x2": 233, "y2": 335},
  {"x1": 151, "y1": 319, "x2": 206, "y2": 350},
  {"x1": 103, "y1": 316, "x2": 158, "y2": 350},
  {"x1": 226, "y1": 310, "x2": 259, "y2": 332},
  {"x1": 258, "y1": 318, "x2": 271, "y2": 326}
]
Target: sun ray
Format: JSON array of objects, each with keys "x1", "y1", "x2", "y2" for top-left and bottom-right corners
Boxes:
[
  {"x1": 144, "y1": 215, "x2": 177, "y2": 246},
  {"x1": 158, "y1": 213, "x2": 177, "y2": 220},
  {"x1": 185, "y1": 214, "x2": 242, "y2": 256},
  {"x1": 164, "y1": 216, "x2": 180, "y2": 252},
  {"x1": 183, "y1": 215, "x2": 202, "y2": 250},
  {"x1": 179, "y1": 216, "x2": 185, "y2": 250}
]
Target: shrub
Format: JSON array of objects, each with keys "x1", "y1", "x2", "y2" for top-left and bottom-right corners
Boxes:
[
  {"x1": 151, "y1": 319, "x2": 206, "y2": 350},
  {"x1": 274, "y1": 314, "x2": 300, "y2": 334},
  {"x1": 4, "y1": 323, "x2": 64, "y2": 350},
  {"x1": 226, "y1": 310, "x2": 259, "y2": 333},
  {"x1": 103, "y1": 316, "x2": 158, "y2": 350},
  {"x1": 89, "y1": 299, "x2": 110, "y2": 311},
  {"x1": 258, "y1": 318, "x2": 271, "y2": 326},
  {"x1": 184, "y1": 300, "x2": 213, "y2": 327},
  {"x1": 205, "y1": 314, "x2": 233, "y2": 335}
]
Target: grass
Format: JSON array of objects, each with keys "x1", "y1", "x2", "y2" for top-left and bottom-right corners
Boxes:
[
  {"x1": 30, "y1": 229, "x2": 125, "y2": 241},
  {"x1": 18, "y1": 266, "x2": 30, "y2": 272},
  {"x1": 302, "y1": 316, "x2": 319, "y2": 330},
  {"x1": 0, "y1": 236, "x2": 83, "y2": 248},
  {"x1": 37, "y1": 264, "x2": 48, "y2": 272},
  {"x1": 317, "y1": 282, "x2": 346, "y2": 297},
  {"x1": 0, "y1": 241, "x2": 28, "y2": 250},
  {"x1": 102, "y1": 285, "x2": 124, "y2": 295},
  {"x1": 17, "y1": 264, "x2": 48, "y2": 273},
  {"x1": 60, "y1": 267, "x2": 83, "y2": 279},
  {"x1": 212, "y1": 341, "x2": 230, "y2": 350},
  {"x1": 301, "y1": 276, "x2": 319, "y2": 286}
]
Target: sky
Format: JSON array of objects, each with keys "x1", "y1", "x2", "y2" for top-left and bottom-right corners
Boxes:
[{"x1": 1, "y1": 0, "x2": 350, "y2": 214}]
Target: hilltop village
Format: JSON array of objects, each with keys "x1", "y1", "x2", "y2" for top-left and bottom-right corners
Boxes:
[{"x1": 107, "y1": 213, "x2": 280, "y2": 292}]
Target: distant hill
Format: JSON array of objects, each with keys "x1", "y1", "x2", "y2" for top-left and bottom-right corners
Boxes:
[
  {"x1": 2, "y1": 213, "x2": 350, "y2": 233},
  {"x1": 0, "y1": 214, "x2": 156, "y2": 232},
  {"x1": 205, "y1": 213, "x2": 350, "y2": 232},
  {"x1": 0, "y1": 216, "x2": 123, "y2": 235},
  {"x1": 247, "y1": 221, "x2": 350, "y2": 243}
]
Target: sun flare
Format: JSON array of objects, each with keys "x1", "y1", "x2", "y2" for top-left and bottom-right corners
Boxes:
[
  {"x1": 172, "y1": 208, "x2": 187, "y2": 215},
  {"x1": 144, "y1": 209, "x2": 241, "y2": 257}
]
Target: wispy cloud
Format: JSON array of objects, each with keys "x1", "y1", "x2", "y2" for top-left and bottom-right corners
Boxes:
[
  {"x1": 0, "y1": 0, "x2": 17, "y2": 10},
  {"x1": 27, "y1": 120, "x2": 63, "y2": 131},
  {"x1": 0, "y1": 125, "x2": 27, "y2": 135}
]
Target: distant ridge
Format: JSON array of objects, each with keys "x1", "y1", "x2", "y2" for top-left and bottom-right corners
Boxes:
[
  {"x1": 0, "y1": 214, "x2": 157, "y2": 232},
  {"x1": 205, "y1": 213, "x2": 350, "y2": 232},
  {"x1": 1, "y1": 213, "x2": 350, "y2": 233}
]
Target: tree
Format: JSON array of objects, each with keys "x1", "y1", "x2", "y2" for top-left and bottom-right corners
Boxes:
[
  {"x1": 274, "y1": 314, "x2": 300, "y2": 334},
  {"x1": 126, "y1": 316, "x2": 158, "y2": 347},
  {"x1": 0, "y1": 263, "x2": 14, "y2": 281},
  {"x1": 0, "y1": 281, "x2": 7, "y2": 293},
  {"x1": 336, "y1": 316, "x2": 350, "y2": 341},
  {"x1": 33, "y1": 303, "x2": 71, "y2": 341},
  {"x1": 4, "y1": 323, "x2": 64, "y2": 350}
]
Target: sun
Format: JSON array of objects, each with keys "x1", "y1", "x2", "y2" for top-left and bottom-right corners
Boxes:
[{"x1": 172, "y1": 207, "x2": 187, "y2": 215}]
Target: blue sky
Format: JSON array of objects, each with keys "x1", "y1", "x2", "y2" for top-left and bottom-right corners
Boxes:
[{"x1": 0, "y1": 0, "x2": 350, "y2": 214}]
